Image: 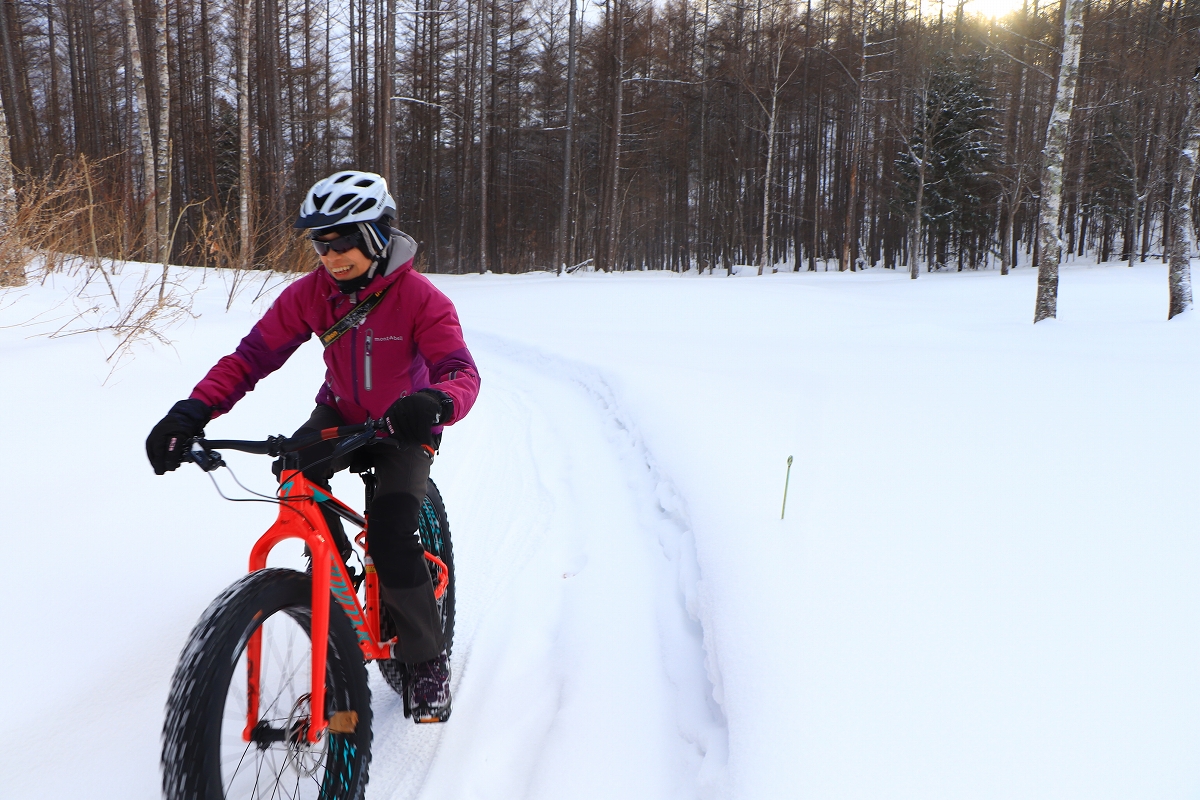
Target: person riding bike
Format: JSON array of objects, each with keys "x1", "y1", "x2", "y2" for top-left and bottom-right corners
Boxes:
[{"x1": 146, "y1": 170, "x2": 479, "y2": 722}]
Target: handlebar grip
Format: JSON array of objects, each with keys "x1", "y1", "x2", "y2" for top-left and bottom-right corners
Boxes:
[{"x1": 200, "y1": 439, "x2": 275, "y2": 455}]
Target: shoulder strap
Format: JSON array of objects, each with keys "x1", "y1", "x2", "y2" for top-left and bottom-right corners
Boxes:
[{"x1": 320, "y1": 285, "x2": 391, "y2": 348}]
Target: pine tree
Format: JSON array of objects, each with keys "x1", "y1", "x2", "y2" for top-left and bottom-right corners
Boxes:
[{"x1": 895, "y1": 53, "x2": 997, "y2": 271}]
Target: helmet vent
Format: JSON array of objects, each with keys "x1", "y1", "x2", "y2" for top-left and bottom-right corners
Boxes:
[
  {"x1": 329, "y1": 194, "x2": 353, "y2": 211},
  {"x1": 333, "y1": 174, "x2": 353, "y2": 183},
  {"x1": 313, "y1": 193, "x2": 330, "y2": 210},
  {"x1": 352, "y1": 198, "x2": 375, "y2": 214},
  {"x1": 354, "y1": 178, "x2": 376, "y2": 187}
]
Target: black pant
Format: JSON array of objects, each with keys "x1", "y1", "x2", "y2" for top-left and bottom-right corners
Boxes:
[{"x1": 290, "y1": 403, "x2": 444, "y2": 663}]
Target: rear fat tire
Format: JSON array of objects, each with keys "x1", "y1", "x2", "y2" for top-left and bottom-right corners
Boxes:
[
  {"x1": 377, "y1": 477, "x2": 456, "y2": 698},
  {"x1": 163, "y1": 568, "x2": 372, "y2": 800}
]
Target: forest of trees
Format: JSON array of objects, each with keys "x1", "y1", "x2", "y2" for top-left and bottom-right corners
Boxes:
[{"x1": 1, "y1": 0, "x2": 1199, "y2": 277}]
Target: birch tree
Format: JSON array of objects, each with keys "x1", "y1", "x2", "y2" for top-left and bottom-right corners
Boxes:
[
  {"x1": 0, "y1": 87, "x2": 22, "y2": 287},
  {"x1": 900, "y1": 80, "x2": 931, "y2": 280},
  {"x1": 1167, "y1": 65, "x2": 1200, "y2": 320},
  {"x1": 749, "y1": 4, "x2": 798, "y2": 275},
  {"x1": 1033, "y1": 0, "x2": 1085, "y2": 323},
  {"x1": 122, "y1": 0, "x2": 158, "y2": 260}
]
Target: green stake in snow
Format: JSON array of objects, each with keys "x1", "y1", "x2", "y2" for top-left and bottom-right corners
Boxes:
[{"x1": 781, "y1": 455, "x2": 793, "y2": 520}]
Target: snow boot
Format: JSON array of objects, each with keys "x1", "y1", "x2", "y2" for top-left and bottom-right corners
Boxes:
[{"x1": 408, "y1": 652, "x2": 452, "y2": 723}]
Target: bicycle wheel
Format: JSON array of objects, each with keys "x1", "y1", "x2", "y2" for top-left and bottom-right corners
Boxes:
[
  {"x1": 377, "y1": 477, "x2": 456, "y2": 698},
  {"x1": 163, "y1": 568, "x2": 372, "y2": 800}
]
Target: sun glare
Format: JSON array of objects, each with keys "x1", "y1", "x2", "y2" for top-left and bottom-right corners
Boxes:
[
  {"x1": 923, "y1": 0, "x2": 1033, "y2": 22},
  {"x1": 971, "y1": 0, "x2": 1030, "y2": 18}
]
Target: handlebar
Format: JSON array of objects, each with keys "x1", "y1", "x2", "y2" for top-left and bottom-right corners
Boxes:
[{"x1": 186, "y1": 419, "x2": 388, "y2": 472}]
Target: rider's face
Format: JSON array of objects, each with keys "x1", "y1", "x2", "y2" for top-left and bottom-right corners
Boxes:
[{"x1": 316, "y1": 231, "x2": 373, "y2": 282}]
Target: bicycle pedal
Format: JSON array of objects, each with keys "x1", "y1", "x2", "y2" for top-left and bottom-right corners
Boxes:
[{"x1": 412, "y1": 705, "x2": 451, "y2": 724}]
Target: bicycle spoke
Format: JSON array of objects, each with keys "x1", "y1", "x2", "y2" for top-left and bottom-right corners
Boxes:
[{"x1": 220, "y1": 607, "x2": 330, "y2": 799}]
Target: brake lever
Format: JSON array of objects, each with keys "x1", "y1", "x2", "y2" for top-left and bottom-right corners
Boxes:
[
  {"x1": 188, "y1": 440, "x2": 226, "y2": 473},
  {"x1": 329, "y1": 428, "x2": 379, "y2": 461}
]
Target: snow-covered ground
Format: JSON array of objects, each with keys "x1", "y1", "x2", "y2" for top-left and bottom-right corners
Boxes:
[{"x1": 2, "y1": 259, "x2": 1199, "y2": 799}]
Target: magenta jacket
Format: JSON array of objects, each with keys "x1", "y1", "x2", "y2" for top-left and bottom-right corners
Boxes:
[{"x1": 190, "y1": 231, "x2": 479, "y2": 427}]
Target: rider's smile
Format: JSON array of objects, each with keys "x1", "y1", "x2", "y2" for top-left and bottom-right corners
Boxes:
[{"x1": 317, "y1": 234, "x2": 374, "y2": 281}]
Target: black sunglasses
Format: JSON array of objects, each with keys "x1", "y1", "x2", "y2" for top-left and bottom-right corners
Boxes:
[{"x1": 310, "y1": 231, "x2": 363, "y2": 256}]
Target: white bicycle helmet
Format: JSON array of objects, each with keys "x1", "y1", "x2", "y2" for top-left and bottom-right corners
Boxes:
[{"x1": 294, "y1": 170, "x2": 397, "y2": 230}]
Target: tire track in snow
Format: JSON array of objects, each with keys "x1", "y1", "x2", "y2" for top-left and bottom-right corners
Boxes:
[
  {"x1": 473, "y1": 331, "x2": 730, "y2": 784},
  {"x1": 365, "y1": 332, "x2": 728, "y2": 799}
]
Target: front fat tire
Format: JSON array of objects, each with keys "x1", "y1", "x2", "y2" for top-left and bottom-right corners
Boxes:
[{"x1": 163, "y1": 568, "x2": 372, "y2": 800}]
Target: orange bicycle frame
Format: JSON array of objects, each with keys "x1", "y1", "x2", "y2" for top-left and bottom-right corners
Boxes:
[{"x1": 241, "y1": 467, "x2": 448, "y2": 744}]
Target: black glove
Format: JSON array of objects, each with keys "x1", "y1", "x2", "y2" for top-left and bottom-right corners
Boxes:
[
  {"x1": 146, "y1": 399, "x2": 212, "y2": 475},
  {"x1": 383, "y1": 390, "x2": 452, "y2": 447}
]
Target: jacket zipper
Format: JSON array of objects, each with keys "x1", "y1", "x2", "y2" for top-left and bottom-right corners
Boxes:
[
  {"x1": 349, "y1": 325, "x2": 361, "y2": 406},
  {"x1": 364, "y1": 329, "x2": 373, "y2": 392}
]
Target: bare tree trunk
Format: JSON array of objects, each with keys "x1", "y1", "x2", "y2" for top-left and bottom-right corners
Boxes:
[
  {"x1": 1033, "y1": 0, "x2": 1084, "y2": 323},
  {"x1": 557, "y1": 0, "x2": 577, "y2": 275},
  {"x1": 0, "y1": 86, "x2": 22, "y2": 287},
  {"x1": 1128, "y1": 188, "x2": 1142, "y2": 269},
  {"x1": 238, "y1": 0, "x2": 253, "y2": 270},
  {"x1": 758, "y1": 85, "x2": 778, "y2": 276},
  {"x1": 906, "y1": 74, "x2": 929, "y2": 281},
  {"x1": 1001, "y1": 16, "x2": 1029, "y2": 278},
  {"x1": 479, "y1": 0, "x2": 492, "y2": 273},
  {"x1": 122, "y1": 0, "x2": 158, "y2": 260},
  {"x1": 1168, "y1": 66, "x2": 1200, "y2": 320},
  {"x1": 1002, "y1": 189, "x2": 1021, "y2": 275},
  {"x1": 910, "y1": 158, "x2": 925, "y2": 280},
  {"x1": 153, "y1": 0, "x2": 170, "y2": 262},
  {"x1": 600, "y1": 0, "x2": 624, "y2": 272},
  {"x1": 841, "y1": 0, "x2": 865, "y2": 272},
  {"x1": 383, "y1": 0, "x2": 396, "y2": 189},
  {"x1": 0, "y1": 0, "x2": 30, "y2": 173},
  {"x1": 454, "y1": 0, "x2": 475, "y2": 274},
  {"x1": 698, "y1": 0, "x2": 710, "y2": 273}
]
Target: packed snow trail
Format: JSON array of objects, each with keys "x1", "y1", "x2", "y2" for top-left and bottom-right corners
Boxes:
[{"x1": 366, "y1": 335, "x2": 726, "y2": 799}]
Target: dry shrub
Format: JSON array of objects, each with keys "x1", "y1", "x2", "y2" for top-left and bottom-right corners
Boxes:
[
  {"x1": 1, "y1": 155, "x2": 196, "y2": 378},
  {"x1": 7, "y1": 153, "x2": 311, "y2": 280},
  {"x1": 1, "y1": 155, "x2": 142, "y2": 278},
  {"x1": 179, "y1": 195, "x2": 311, "y2": 273},
  {"x1": 186, "y1": 208, "x2": 312, "y2": 309},
  {"x1": 2, "y1": 157, "x2": 314, "y2": 373}
]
